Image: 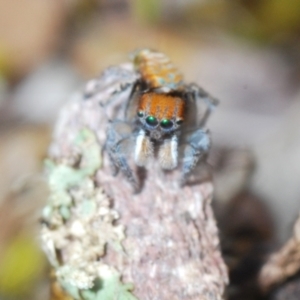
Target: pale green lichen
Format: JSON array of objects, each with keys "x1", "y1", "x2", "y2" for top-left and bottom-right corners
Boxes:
[
  {"x1": 60, "y1": 266, "x2": 136, "y2": 300},
  {"x1": 41, "y1": 128, "x2": 138, "y2": 300},
  {"x1": 45, "y1": 128, "x2": 101, "y2": 193},
  {"x1": 42, "y1": 128, "x2": 101, "y2": 222}
]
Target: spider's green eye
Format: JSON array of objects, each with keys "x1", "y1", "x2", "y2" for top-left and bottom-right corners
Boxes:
[
  {"x1": 146, "y1": 116, "x2": 158, "y2": 126},
  {"x1": 160, "y1": 119, "x2": 173, "y2": 129},
  {"x1": 137, "y1": 111, "x2": 144, "y2": 117}
]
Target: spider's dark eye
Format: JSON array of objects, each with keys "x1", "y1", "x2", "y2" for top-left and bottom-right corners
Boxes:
[
  {"x1": 146, "y1": 116, "x2": 158, "y2": 127},
  {"x1": 160, "y1": 119, "x2": 173, "y2": 129},
  {"x1": 137, "y1": 111, "x2": 144, "y2": 117},
  {"x1": 176, "y1": 119, "x2": 183, "y2": 125}
]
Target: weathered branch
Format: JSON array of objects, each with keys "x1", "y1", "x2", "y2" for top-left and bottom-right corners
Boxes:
[
  {"x1": 259, "y1": 214, "x2": 300, "y2": 299},
  {"x1": 41, "y1": 64, "x2": 228, "y2": 300}
]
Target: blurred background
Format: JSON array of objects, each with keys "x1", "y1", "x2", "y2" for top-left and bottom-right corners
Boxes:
[{"x1": 1, "y1": 0, "x2": 300, "y2": 299}]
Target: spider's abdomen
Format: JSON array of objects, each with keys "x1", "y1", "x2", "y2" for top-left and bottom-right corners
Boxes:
[{"x1": 133, "y1": 49, "x2": 184, "y2": 92}]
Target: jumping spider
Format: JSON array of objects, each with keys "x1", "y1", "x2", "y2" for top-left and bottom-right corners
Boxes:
[{"x1": 90, "y1": 49, "x2": 218, "y2": 192}]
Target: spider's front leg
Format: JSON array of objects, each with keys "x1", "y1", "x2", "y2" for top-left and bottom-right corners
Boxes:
[
  {"x1": 106, "y1": 120, "x2": 139, "y2": 191},
  {"x1": 180, "y1": 128, "x2": 211, "y2": 186},
  {"x1": 187, "y1": 84, "x2": 219, "y2": 127}
]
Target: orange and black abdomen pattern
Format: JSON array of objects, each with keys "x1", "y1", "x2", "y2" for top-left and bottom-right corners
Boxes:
[
  {"x1": 133, "y1": 49, "x2": 184, "y2": 91},
  {"x1": 139, "y1": 93, "x2": 185, "y2": 121}
]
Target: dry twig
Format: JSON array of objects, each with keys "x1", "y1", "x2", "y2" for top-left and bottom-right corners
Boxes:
[{"x1": 259, "y1": 214, "x2": 300, "y2": 294}]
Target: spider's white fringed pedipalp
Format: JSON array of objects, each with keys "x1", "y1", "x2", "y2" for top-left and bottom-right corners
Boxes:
[
  {"x1": 158, "y1": 135, "x2": 178, "y2": 170},
  {"x1": 134, "y1": 129, "x2": 154, "y2": 167}
]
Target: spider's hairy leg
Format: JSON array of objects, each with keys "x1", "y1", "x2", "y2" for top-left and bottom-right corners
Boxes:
[
  {"x1": 187, "y1": 84, "x2": 219, "y2": 126},
  {"x1": 134, "y1": 129, "x2": 154, "y2": 167},
  {"x1": 158, "y1": 134, "x2": 178, "y2": 170},
  {"x1": 180, "y1": 128, "x2": 211, "y2": 186},
  {"x1": 83, "y1": 66, "x2": 139, "y2": 119},
  {"x1": 106, "y1": 120, "x2": 139, "y2": 191}
]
